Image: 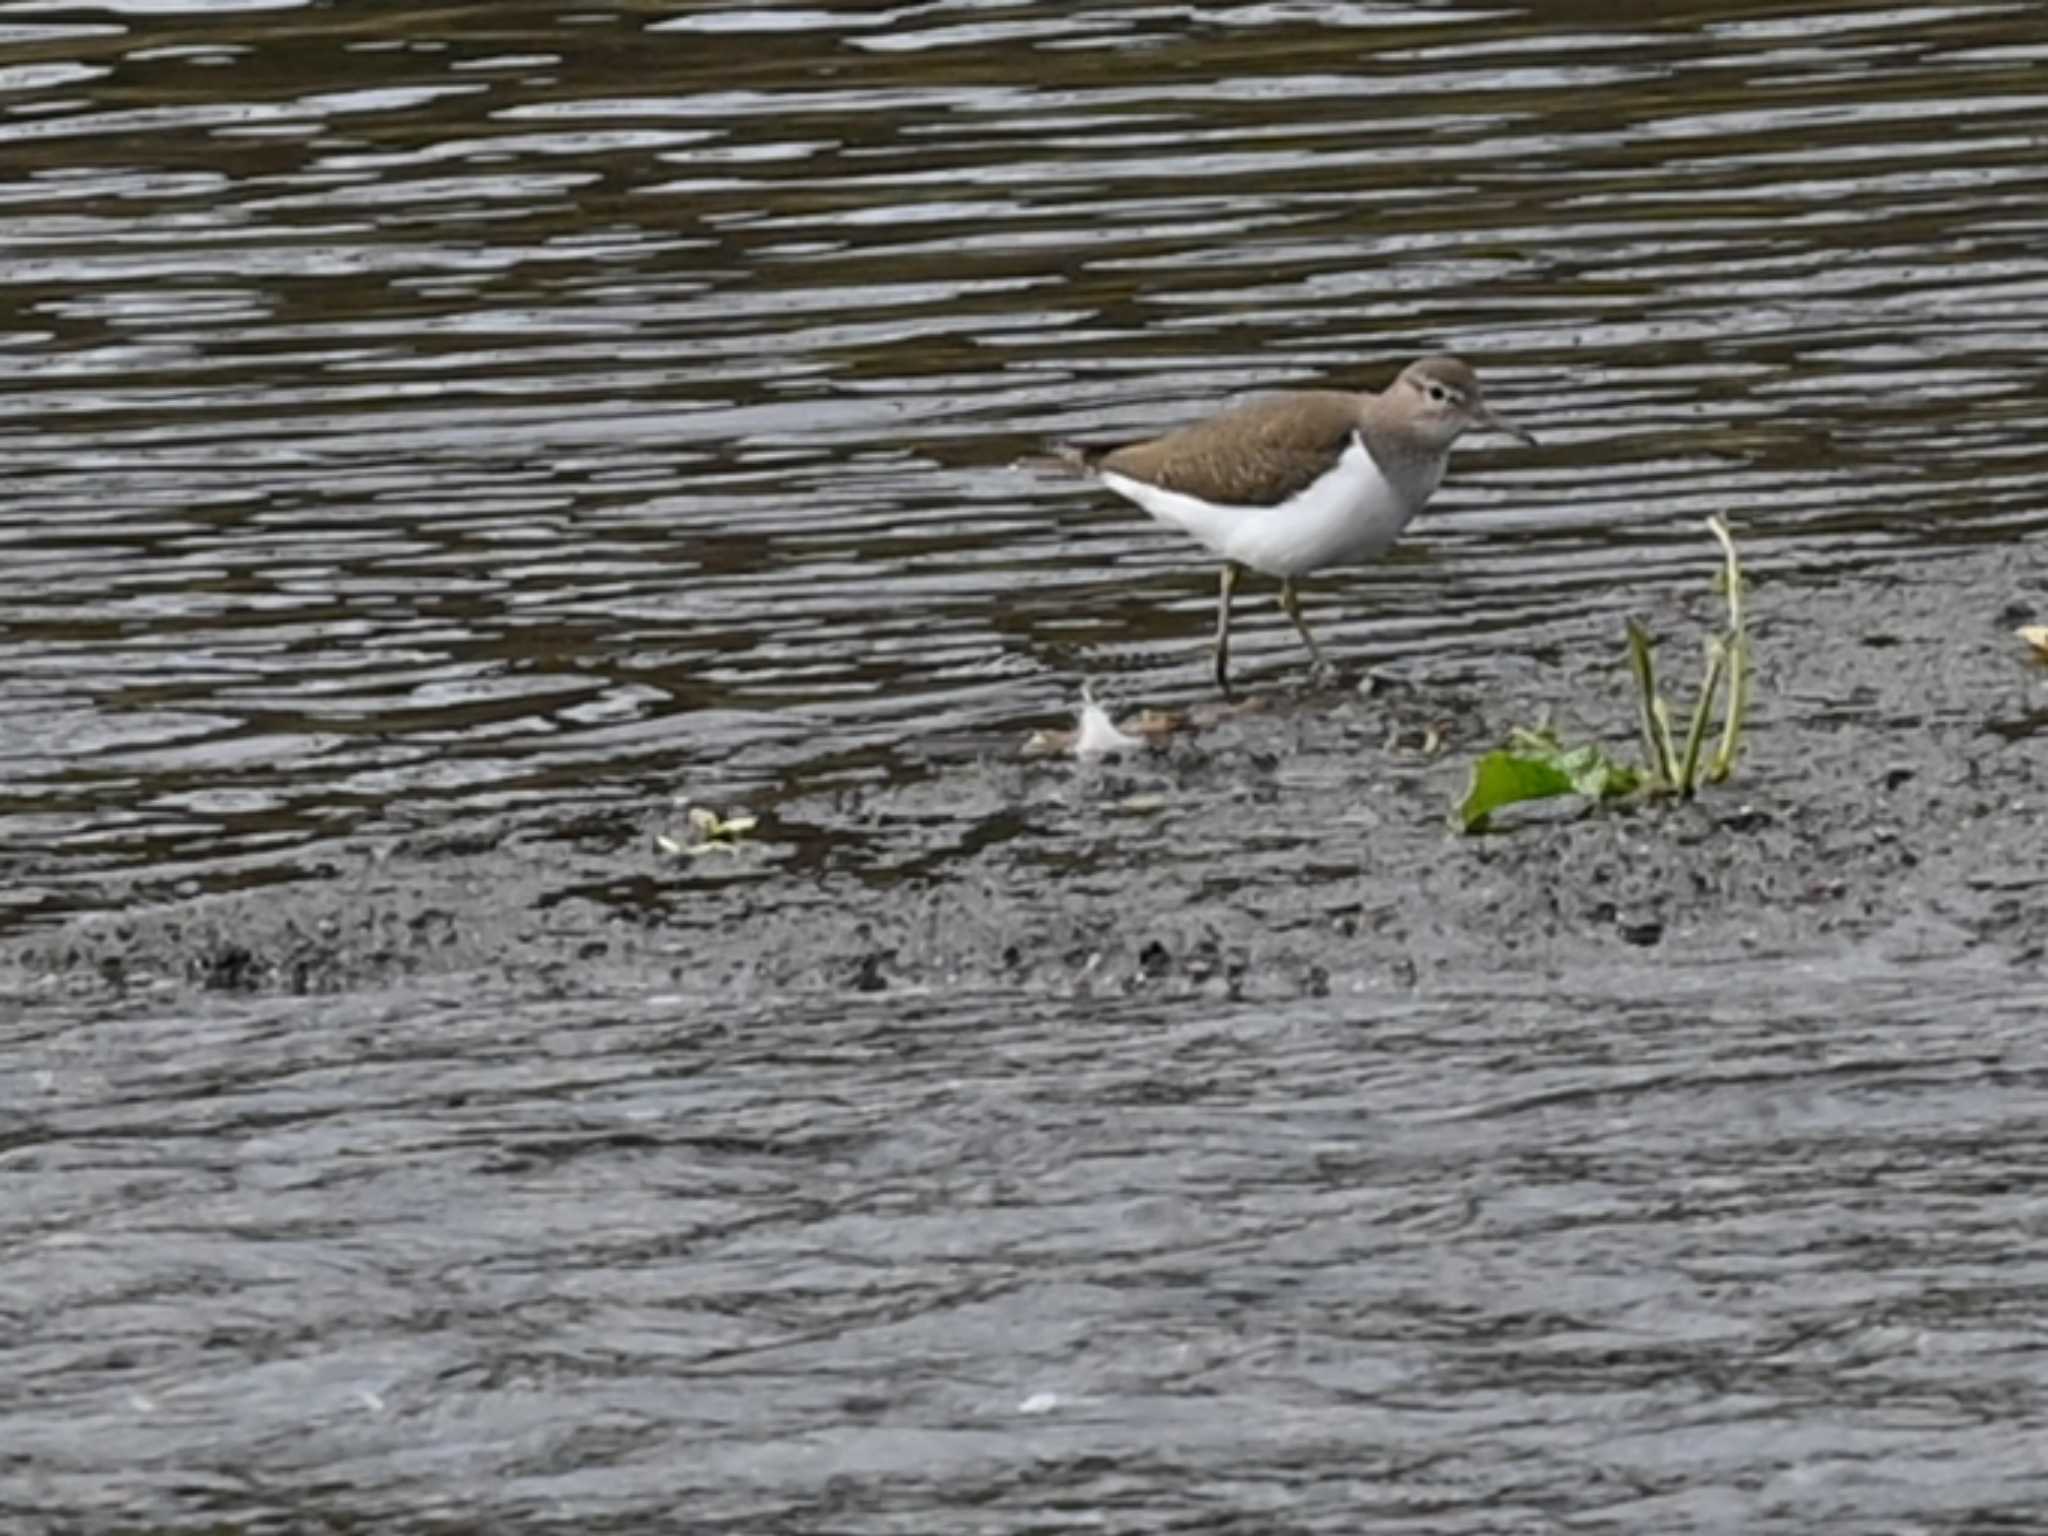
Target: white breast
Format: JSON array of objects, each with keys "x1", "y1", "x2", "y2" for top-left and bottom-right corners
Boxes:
[{"x1": 1102, "y1": 435, "x2": 1439, "y2": 579}]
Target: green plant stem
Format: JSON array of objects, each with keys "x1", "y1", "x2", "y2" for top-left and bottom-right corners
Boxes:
[
  {"x1": 1678, "y1": 636, "x2": 1729, "y2": 797},
  {"x1": 1705, "y1": 515, "x2": 1749, "y2": 782},
  {"x1": 1626, "y1": 619, "x2": 1676, "y2": 789}
]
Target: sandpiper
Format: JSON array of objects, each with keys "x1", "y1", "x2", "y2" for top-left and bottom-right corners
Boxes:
[{"x1": 1053, "y1": 356, "x2": 1534, "y2": 692}]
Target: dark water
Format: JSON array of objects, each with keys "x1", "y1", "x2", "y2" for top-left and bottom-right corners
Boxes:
[{"x1": 5, "y1": 1, "x2": 2048, "y2": 1529}]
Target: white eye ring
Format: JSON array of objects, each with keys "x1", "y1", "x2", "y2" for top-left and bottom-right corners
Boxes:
[{"x1": 1427, "y1": 384, "x2": 1449, "y2": 402}]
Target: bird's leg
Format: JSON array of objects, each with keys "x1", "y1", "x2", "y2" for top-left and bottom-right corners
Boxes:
[
  {"x1": 1279, "y1": 577, "x2": 1331, "y2": 681},
  {"x1": 1213, "y1": 561, "x2": 1242, "y2": 695}
]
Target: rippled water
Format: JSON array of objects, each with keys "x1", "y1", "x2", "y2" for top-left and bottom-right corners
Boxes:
[
  {"x1": 5, "y1": 0, "x2": 2046, "y2": 917},
  {"x1": 6, "y1": 1, "x2": 2048, "y2": 1529},
  {"x1": 13, "y1": 962, "x2": 2048, "y2": 1530}
]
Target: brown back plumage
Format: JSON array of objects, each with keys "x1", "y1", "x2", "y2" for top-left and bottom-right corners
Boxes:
[{"x1": 1097, "y1": 390, "x2": 1366, "y2": 509}]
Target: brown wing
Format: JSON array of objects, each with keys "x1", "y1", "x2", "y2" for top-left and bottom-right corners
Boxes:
[{"x1": 1099, "y1": 390, "x2": 1364, "y2": 508}]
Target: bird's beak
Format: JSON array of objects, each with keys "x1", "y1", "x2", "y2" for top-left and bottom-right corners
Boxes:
[{"x1": 1483, "y1": 407, "x2": 1536, "y2": 446}]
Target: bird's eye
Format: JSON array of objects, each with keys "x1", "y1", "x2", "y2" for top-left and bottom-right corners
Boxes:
[{"x1": 1428, "y1": 384, "x2": 1448, "y2": 402}]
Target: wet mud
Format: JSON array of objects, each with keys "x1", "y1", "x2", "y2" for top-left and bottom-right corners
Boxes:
[{"x1": 12, "y1": 545, "x2": 2045, "y2": 1011}]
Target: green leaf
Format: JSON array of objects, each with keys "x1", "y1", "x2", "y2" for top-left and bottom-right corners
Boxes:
[
  {"x1": 1456, "y1": 735, "x2": 1639, "y2": 832},
  {"x1": 1457, "y1": 751, "x2": 1576, "y2": 833}
]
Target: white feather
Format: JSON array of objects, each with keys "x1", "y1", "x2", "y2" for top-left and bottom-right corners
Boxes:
[
  {"x1": 1101, "y1": 434, "x2": 1441, "y2": 579},
  {"x1": 1072, "y1": 686, "x2": 1146, "y2": 758}
]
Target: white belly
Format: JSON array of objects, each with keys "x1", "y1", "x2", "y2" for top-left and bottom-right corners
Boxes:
[{"x1": 1101, "y1": 435, "x2": 1437, "y2": 579}]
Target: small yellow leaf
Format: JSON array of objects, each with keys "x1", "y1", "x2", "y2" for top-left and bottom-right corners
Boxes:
[
  {"x1": 679, "y1": 805, "x2": 757, "y2": 846},
  {"x1": 2018, "y1": 625, "x2": 2048, "y2": 658},
  {"x1": 1023, "y1": 728, "x2": 1075, "y2": 756}
]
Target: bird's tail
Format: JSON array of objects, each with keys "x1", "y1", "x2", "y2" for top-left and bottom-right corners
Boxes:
[{"x1": 1013, "y1": 441, "x2": 1100, "y2": 478}]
